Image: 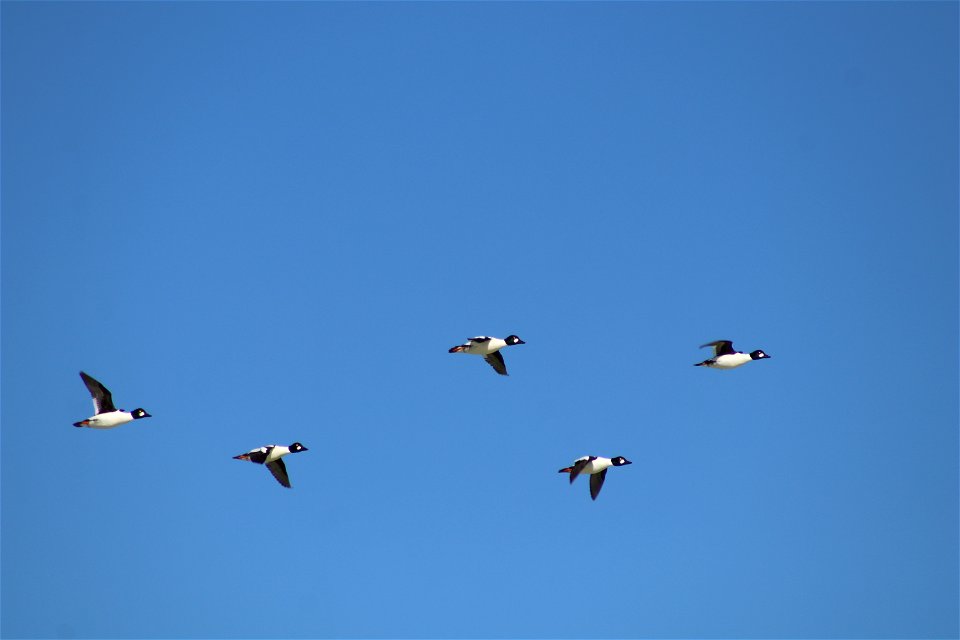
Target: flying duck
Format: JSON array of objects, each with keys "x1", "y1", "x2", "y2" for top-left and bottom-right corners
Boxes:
[
  {"x1": 233, "y1": 443, "x2": 308, "y2": 488},
  {"x1": 448, "y1": 335, "x2": 525, "y2": 375},
  {"x1": 694, "y1": 340, "x2": 771, "y2": 369},
  {"x1": 73, "y1": 371, "x2": 151, "y2": 428},
  {"x1": 558, "y1": 455, "x2": 632, "y2": 500}
]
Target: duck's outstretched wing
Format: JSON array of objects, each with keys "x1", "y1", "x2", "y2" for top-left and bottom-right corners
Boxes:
[
  {"x1": 568, "y1": 456, "x2": 595, "y2": 484},
  {"x1": 700, "y1": 340, "x2": 735, "y2": 357},
  {"x1": 79, "y1": 371, "x2": 116, "y2": 414},
  {"x1": 266, "y1": 459, "x2": 291, "y2": 488},
  {"x1": 589, "y1": 469, "x2": 608, "y2": 500},
  {"x1": 484, "y1": 351, "x2": 508, "y2": 375}
]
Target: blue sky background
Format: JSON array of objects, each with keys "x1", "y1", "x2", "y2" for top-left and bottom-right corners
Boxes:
[{"x1": 2, "y1": 2, "x2": 957, "y2": 639}]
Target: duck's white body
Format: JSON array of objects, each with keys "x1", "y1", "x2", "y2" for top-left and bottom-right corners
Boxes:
[
  {"x1": 81, "y1": 411, "x2": 136, "y2": 429},
  {"x1": 458, "y1": 337, "x2": 508, "y2": 355},
  {"x1": 264, "y1": 445, "x2": 294, "y2": 463},
  {"x1": 701, "y1": 352, "x2": 753, "y2": 369},
  {"x1": 572, "y1": 456, "x2": 614, "y2": 475}
]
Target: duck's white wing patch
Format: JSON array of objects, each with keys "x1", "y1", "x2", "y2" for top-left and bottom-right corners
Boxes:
[{"x1": 266, "y1": 459, "x2": 291, "y2": 488}]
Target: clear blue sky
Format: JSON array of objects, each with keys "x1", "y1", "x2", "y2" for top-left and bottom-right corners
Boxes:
[{"x1": 2, "y1": 2, "x2": 957, "y2": 639}]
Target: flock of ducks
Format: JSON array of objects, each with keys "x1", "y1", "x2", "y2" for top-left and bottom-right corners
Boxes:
[{"x1": 73, "y1": 337, "x2": 771, "y2": 499}]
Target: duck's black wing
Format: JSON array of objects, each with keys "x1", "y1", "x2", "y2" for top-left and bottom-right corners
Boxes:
[
  {"x1": 233, "y1": 446, "x2": 272, "y2": 464},
  {"x1": 569, "y1": 456, "x2": 596, "y2": 484},
  {"x1": 484, "y1": 351, "x2": 508, "y2": 375},
  {"x1": 589, "y1": 468, "x2": 608, "y2": 500},
  {"x1": 700, "y1": 340, "x2": 735, "y2": 357},
  {"x1": 266, "y1": 459, "x2": 291, "y2": 488},
  {"x1": 79, "y1": 371, "x2": 116, "y2": 414}
]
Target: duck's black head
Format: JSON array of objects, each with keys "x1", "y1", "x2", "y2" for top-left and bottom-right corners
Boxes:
[
  {"x1": 750, "y1": 350, "x2": 771, "y2": 360},
  {"x1": 612, "y1": 456, "x2": 632, "y2": 466},
  {"x1": 505, "y1": 335, "x2": 525, "y2": 346},
  {"x1": 289, "y1": 442, "x2": 308, "y2": 453},
  {"x1": 132, "y1": 408, "x2": 151, "y2": 419}
]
